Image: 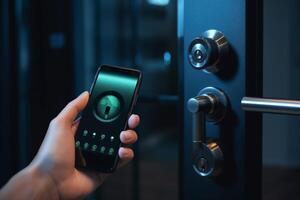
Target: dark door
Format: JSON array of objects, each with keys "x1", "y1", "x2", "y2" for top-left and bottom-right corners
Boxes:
[
  {"x1": 181, "y1": 0, "x2": 262, "y2": 199},
  {"x1": 181, "y1": 0, "x2": 300, "y2": 200}
]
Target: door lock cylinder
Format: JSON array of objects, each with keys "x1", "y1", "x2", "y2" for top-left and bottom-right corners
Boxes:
[{"x1": 188, "y1": 30, "x2": 229, "y2": 73}]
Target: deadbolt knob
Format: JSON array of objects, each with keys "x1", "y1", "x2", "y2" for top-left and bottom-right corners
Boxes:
[{"x1": 188, "y1": 30, "x2": 229, "y2": 73}]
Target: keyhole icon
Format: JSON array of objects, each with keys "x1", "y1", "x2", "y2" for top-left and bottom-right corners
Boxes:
[
  {"x1": 94, "y1": 94, "x2": 121, "y2": 122},
  {"x1": 104, "y1": 106, "x2": 111, "y2": 119}
]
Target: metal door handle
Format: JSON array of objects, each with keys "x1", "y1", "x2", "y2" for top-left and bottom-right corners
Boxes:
[
  {"x1": 187, "y1": 87, "x2": 228, "y2": 177},
  {"x1": 242, "y1": 97, "x2": 300, "y2": 115},
  {"x1": 187, "y1": 96, "x2": 211, "y2": 143}
]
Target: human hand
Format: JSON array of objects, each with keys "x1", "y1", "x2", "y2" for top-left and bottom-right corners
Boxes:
[{"x1": 29, "y1": 91, "x2": 140, "y2": 199}]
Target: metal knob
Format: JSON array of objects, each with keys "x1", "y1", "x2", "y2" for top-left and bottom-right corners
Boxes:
[
  {"x1": 187, "y1": 87, "x2": 228, "y2": 177},
  {"x1": 188, "y1": 30, "x2": 229, "y2": 73}
]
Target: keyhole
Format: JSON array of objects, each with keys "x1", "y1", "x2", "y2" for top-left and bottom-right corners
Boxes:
[
  {"x1": 194, "y1": 49, "x2": 203, "y2": 61},
  {"x1": 104, "y1": 106, "x2": 111, "y2": 119},
  {"x1": 199, "y1": 157, "x2": 208, "y2": 172}
]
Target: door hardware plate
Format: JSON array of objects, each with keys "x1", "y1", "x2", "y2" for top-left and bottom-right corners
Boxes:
[{"x1": 198, "y1": 87, "x2": 228, "y2": 123}]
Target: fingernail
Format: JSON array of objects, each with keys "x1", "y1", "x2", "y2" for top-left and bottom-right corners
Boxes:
[
  {"x1": 133, "y1": 114, "x2": 139, "y2": 119},
  {"x1": 79, "y1": 91, "x2": 89, "y2": 100},
  {"x1": 81, "y1": 91, "x2": 89, "y2": 97}
]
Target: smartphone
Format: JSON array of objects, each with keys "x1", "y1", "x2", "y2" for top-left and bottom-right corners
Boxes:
[{"x1": 75, "y1": 65, "x2": 142, "y2": 173}]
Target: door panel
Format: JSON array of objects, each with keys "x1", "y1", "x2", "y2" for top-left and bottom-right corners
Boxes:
[{"x1": 181, "y1": 0, "x2": 262, "y2": 199}]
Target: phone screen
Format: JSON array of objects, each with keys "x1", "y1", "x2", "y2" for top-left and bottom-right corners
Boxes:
[{"x1": 75, "y1": 65, "x2": 141, "y2": 172}]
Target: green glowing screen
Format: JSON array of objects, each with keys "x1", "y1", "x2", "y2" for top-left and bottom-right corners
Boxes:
[{"x1": 75, "y1": 65, "x2": 141, "y2": 172}]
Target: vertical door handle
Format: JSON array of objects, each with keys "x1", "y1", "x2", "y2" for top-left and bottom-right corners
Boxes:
[
  {"x1": 187, "y1": 95, "x2": 211, "y2": 143},
  {"x1": 187, "y1": 87, "x2": 228, "y2": 177},
  {"x1": 242, "y1": 97, "x2": 300, "y2": 115}
]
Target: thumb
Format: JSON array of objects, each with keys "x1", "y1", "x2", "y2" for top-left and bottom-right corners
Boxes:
[{"x1": 57, "y1": 91, "x2": 89, "y2": 124}]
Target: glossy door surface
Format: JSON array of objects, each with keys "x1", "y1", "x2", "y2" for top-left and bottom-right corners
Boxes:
[{"x1": 180, "y1": 0, "x2": 262, "y2": 199}]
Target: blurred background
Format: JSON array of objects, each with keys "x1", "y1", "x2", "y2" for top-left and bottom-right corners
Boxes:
[
  {"x1": 0, "y1": 0, "x2": 179, "y2": 200},
  {"x1": 1, "y1": 0, "x2": 300, "y2": 200}
]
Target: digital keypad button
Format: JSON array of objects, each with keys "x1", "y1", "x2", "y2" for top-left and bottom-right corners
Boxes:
[
  {"x1": 84, "y1": 142, "x2": 89, "y2": 149},
  {"x1": 91, "y1": 145, "x2": 97, "y2": 151},
  {"x1": 108, "y1": 148, "x2": 114, "y2": 155},
  {"x1": 75, "y1": 141, "x2": 80, "y2": 148},
  {"x1": 100, "y1": 134, "x2": 106, "y2": 140},
  {"x1": 100, "y1": 146, "x2": 106, "y2": 153},
  {"x1": 110, "y1": 136, "x2": 114, "y2": 142},
  {"x1": 83, "y1": 130, "x2": 88, "y2": 137}
]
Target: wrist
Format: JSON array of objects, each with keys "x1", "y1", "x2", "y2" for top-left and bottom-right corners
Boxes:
[
  {"x1": 0, "y1": 164, "x2": 60, "y2": 200},
  {"x1": 25, "y1": 164, "x2": 60, "y2": 199}
]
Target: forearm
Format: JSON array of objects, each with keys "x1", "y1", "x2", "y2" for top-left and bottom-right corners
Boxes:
[{"x1": 0, "y1": 165, "x2": 59, "y2": 200}]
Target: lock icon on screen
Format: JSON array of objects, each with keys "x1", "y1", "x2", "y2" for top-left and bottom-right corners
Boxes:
[{"x1": 94, "y1": 94, "x2": 122, "y2": 122}]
